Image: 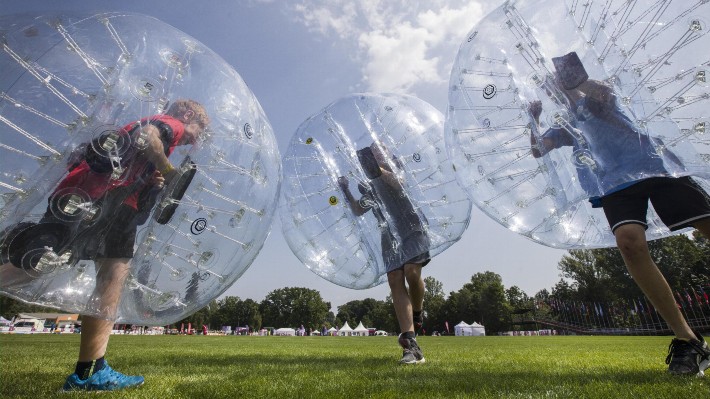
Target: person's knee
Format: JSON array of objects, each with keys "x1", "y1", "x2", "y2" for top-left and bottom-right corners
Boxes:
[
  {"x1": 614, "y1": 224, "x2": 649, "y2": 260},
  {"x1": 387, "y1": 269, "x2": 405, "y2": 290},
  {"x1": 404, "y1": 264, "x2": 422, "y2": 285}
]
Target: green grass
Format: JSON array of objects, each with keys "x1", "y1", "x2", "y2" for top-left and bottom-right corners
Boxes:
[{"x1": 0, "y1": 335, "x2": 708, "y2": 398}]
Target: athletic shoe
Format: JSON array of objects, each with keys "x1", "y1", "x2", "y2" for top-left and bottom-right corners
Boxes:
[
  {"x1": 665, "y1": 331, "x2": 710, "y2": 377},
  {"x1": 62, "y1": 363, "x2": 144, "y2": 391},
  {"x1": 398, "y1": 334, "x2": 425, "y2": 365}
]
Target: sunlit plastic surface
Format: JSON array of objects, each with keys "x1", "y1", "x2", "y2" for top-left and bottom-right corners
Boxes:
[
  {"x1": 0, "y1": 12, "x2": 281, "y2": 325},
  {"x1": 446, "y1": 0, "x2": 710, "y2": 248},
  {"x1": 280, "y1": 93, "x2": 471, "y2": 289}
]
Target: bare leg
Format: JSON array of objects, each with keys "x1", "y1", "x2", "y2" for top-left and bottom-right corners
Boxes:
[
  {"x1": 614, "y1": 224, "x2": 694, "y2": 340},
  {"x1": 79, "y1": 258, "x2": 130, "y2": 361},
  {"x1": 404, "y1": 263, "x2": 424, "y2": 313},
  {"x1": 388, "y1": 268, "x2": 413, "y2": 333}
]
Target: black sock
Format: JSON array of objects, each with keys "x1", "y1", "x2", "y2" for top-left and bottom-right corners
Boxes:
[
  {"x1": 402, "y1": 331, "x2": 416, "y2": 340},
  {"x1": 75, "y1": 357, "x2": 106, "y2": 380}
]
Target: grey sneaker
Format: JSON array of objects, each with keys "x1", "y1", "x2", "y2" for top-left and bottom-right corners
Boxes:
[
  {"x1": 398, "y1": 333, "x2": 425, "y2": 364},
  {"x1": 665, "y1": 331, "x2": 710, "y2": 377}
]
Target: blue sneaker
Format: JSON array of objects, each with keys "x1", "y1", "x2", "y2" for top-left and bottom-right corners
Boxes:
[{"x1": 62, "y1": 363, "x2": 144, "y2": 391}]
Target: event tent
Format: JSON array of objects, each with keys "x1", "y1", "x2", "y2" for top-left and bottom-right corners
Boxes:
[
  {"x1": 337, "y1": 321, "x2": 353, "y2": 336},
  {"x1": 454, "y1": 321, "x2": 486, "y2": 336},
  {"x1": 353, "y1": 321, "x2": 369, "y2": 336},
  {"x1": 274, "y1": 327, "x2": 295, "y2": 336}
]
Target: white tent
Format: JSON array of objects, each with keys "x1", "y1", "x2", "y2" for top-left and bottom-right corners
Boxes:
[
  {"x1": 337, "y1": 321, "x2": 353, "y2": 336},
  {"x1": 454, "y1": 321, "x2": 485, "y2": 336},
  {"x1": 327, "y1": 326, "x2": 337, "y2": 336},
  {"x1": 352, "y1": 321, "x2": 369, "y2": 336},
  {"x1": 469, "y1": 322, "x2": 486, "y2": 336},
  {"x1": 274, "y1": 327, "x2": 295, "y2": 336}
]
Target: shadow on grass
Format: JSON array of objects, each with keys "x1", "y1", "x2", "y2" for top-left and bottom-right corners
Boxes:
[
  {"x1": 1, "y1": 336, "x2": 704, "y2": 398},
  {"x1": 156, "y1": 350, "x2": 696, "y2": 397}
]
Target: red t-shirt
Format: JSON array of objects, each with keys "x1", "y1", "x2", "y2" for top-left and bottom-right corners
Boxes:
[{"x1": 55, "y1": 115, "x2": 185, "y2": 210}]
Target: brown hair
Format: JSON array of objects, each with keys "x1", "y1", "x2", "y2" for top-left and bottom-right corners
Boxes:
[{"x1": 167, "y1": 99, "x2": 210, "y2": 129}]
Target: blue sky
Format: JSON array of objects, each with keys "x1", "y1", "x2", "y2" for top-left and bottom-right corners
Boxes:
[{"x1": 1, "y1": 0, "x2": 570, "y2": 312}]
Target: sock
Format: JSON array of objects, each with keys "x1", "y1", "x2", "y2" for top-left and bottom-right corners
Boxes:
[
  {"x1": 402, "y1": 331, "x2": 416, "y2": 340},
  {"x1": 75, "y1": 357, "x2": 106, "y2": 380}
]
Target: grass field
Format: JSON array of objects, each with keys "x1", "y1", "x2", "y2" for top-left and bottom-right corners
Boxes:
[{"x1": 0, "y1": 334, "x2": 708, "y2": 398}]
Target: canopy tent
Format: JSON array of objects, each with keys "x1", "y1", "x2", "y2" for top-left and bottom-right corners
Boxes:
[
  {"x1": 0, "y1": 317, "x2": 11, "y2": 326},
  {"x1": 337, "y1": 321, "x2": 353, "y2": 336},
  {"x1": 469, "y1": 322, "x2": 486, "y2": 336},
  {"x1": 454, "y1": 321, "x2": 486, "y2": 336},
  {"x1": 353, "y1": 321, "x2": 369, "y2": 336},
  {"x1": 327, "y1": 326, "x2": 338, "y2": 336},
  {"x1": 274, "y1": 327, "x2": 296, "y2": 336}
]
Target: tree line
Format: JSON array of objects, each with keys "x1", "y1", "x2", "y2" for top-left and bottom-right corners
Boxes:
[{"x1": 1, "y1": 232, "x2": 707, "y2": 334}]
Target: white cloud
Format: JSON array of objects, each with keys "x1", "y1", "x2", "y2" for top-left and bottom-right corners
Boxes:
[{"x1": 288, "y1": 1, "x2": 489, "y2": 94}]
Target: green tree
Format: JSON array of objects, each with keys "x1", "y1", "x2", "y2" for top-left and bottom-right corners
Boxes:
[
  {"x1": 444, "y1": 285, "x2": 476, "y2": 330},
  {"x1": 177, "y1": 299, "x2": 217, "y2": 330},
  {"x1": 475, "y1": 273, "x2": 511, "y2": 333},
  {"x1": 557, "y1": 233, "x2": 709, "y2": 303},
  {"x1": 444, "y1": 271, "x2": 511, "y2": 333},
  {"x1": 211, "y1": 296, "x2": 261, "y2": 330},
  {"x1": 550, "y1": 279, "x2": 576, "y2": 301},
  {"x1": 558, "y1": 248, "x2": 628, "y2": 302},
  {"x1": 368, "y1": 299, "x2": 397, "y2": 333},
  {"x1": 259, "y1": 287, "x2": 328, "y2": 330},
  {"x1": 506, "y1": 285, "x2": 532, "y2": 310},
  {"x1": 336, "y1": 298, "x2": 381, "y2": 327},
  {"x1": 422, "y1": 276, "x2": 446, "y2": 334}
]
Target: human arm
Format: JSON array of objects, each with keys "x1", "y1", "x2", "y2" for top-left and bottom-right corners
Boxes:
[
  {"x1": 377, "y1": 167, "x2": 405, "y2": 190},
  {"x1": 528, "y1": 100, "x2": 559, "y2": 158},
  {"x1": 337, "y1": 176, "x2": 369, "y2": 216},
  {"x1": 138, "y1": 123, "x2": 178, "y2": 183}
]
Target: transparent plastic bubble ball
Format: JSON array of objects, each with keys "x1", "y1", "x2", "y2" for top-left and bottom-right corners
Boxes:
[
  {"x1": 0, "y1": 12, "x2": 281, "y2": 325},
  {"x1": 446, "y1": 0, "x2": 710, "y2": 249},
  {"x1": 280, "y1": 93, "x2": 472, "y2": 289}
]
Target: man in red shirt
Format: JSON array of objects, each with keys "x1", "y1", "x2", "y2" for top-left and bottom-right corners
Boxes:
[
  {"x1": 64, "y1": 99, "x2": 209, "y2": 391},
  {"x1": 1, "y1": 99, "x2": 209, "y2": 391}
]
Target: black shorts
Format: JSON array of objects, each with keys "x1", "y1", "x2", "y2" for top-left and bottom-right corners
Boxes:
[
  {"x1": 405, "y1": 251, "x2": 431, "y2": 267},
  {"x1": 97, "y1": 204, "x2": 138, "y2": 259},
  {"x1": 383, "y1": 231, "x2": 431, "y2": 272},
  {"x1": 600, "y1": 176, "x2": 710, "y2": 232},
  {"x1": 41, "y1": 202, "x2": 138, "y2": 259}
]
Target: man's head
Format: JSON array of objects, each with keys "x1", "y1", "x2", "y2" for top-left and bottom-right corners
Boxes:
[
  {"x1": 369, "y1": 143, "x2": 389, "y2": 165},
  {"x1": 166, "y1": 99, "x2": 210, "y2": 144},
  {"x1": 551, "y1": 52, "x2": 588, "y2": 90}
]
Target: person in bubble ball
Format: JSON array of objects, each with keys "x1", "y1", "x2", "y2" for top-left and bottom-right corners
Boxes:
[
  {"x1": 0, "y1": 99, "x2": 209, "y2": 391},
  {"x1": 528, "y1": 52, "x2": 710, "y2": 376},
  {"x1": 338, "y1": 143, "x2": 430, "y2": 365}
]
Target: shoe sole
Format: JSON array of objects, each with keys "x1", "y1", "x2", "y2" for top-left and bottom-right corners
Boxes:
[
  {"x1": 60, "y1": 380, "x2": 144, "y2": 393},
  {"x1": 399, "y1": 357, "x2": 426, "y2": 365}
]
